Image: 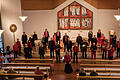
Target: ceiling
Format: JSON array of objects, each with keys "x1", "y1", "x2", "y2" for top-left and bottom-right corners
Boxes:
[
  {"x1": 21, "y1": 0, "x2": 67, "y2": 10},
  {"x1": 21, "y1": 0, "x2": 120, "y2": 10},
  {"x1": 85, "y1": 0, "x2": 120, "y2": 9}
]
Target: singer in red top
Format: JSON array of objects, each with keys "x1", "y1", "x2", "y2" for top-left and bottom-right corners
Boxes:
[
  {"x1": 97, "y1": 29, "x2": 102, "y2": 46},
  {"x1": 108, "y1": 45, "x2": 114, "y2": 60},
  {"x1": 64, "y1": 51, "x2": 73, "y2": 74},
  {"x1": 44, "y1": 29, "x2": 49, "y2": 44},
  {"x1": 56, "y1": 30, "x2": 61, "y2": 44},
  {"x1": 73, "y1": 43, "x2": 79, "y2": 63},
  {"x1": 16, "y1": 39, "x2": 21, "y2": 56}
]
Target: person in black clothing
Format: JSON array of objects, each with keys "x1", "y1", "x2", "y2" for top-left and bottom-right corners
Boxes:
[
  {"x1": 67, "y1": 38, "x2": 72, "y2": 58},
  {"x1": 91, "y1": 42, "x2": 97, "y2": 59},
  {"x1": 29, "y1": 34, "x2": 35, "y2": 47},
  {"x1": 112, "y1": 33, "x2": 117, "y2": 50},
  {"x1": 55, "y1": 42, "x2": 61, "y2": 63},
  {"x1": 24, "y1": 44, "x2": 29, "y2": 59},
  {"x1": 88, "y1": 30, "x2": 93, "y2": 45},
  {"x1": 33, "y1": 32, "x2": 38, "y2": 40},
  {"x1": 48, "y1": 38, "x2": 55, "y2": 58},
  {"x1": 56, "y1": 30, "x2": 61, "y2": 44},
  {"x1": 91, "y1": 35, "x2": 97, "y2": 46},
  {"x1": 42, "y1": 35, "x2": 46, "y2": 52},
  {"x1": 22, "y1": 32, "x2": 27, "y2": 47},
  {"x1": 90, "y1": 70, "x2": 98, "y2": 76},
  {"x1": 79, "y1": 68, "x2": 86, "y2": 76},
  {"x1": 27, "y1": 40, "x2": 32, "y2": 58},
  {"x1": 76, "y1": 33, "x2": 82, "y2": 51},
  {"x1": 81, "y1": 39, "x2": 88, "y2": 58},
  {"x1": 39, "y1": 43, "x2": 45, "y2": 59},
  {"x1": 44, "y1": 29, "x2": 49, "y2": 44},
  {"x1": 63, "y1": 33, "x2": 69, "y2": 52}
]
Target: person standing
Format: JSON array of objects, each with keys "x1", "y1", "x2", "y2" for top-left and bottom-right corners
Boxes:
[
  {"x1": 13, "y1": 42, "x2": 18, "y2": 58},
  {"x1": 44, "y1": 29, "x2": 49, "y2": 44},
  {"x1": 55, "y1": 43, "x2": 61, "y2": 63},
  {"x1": 117, "y1": 39, "x2": 120, "y2": 57},
  {"x1": 63, "y1": 33, "x2": 69, "y2": 52},
  {"x1": 39, "y1": 43, "x2": 45, "y2": 59},
  {"x1": 24, "y1": 44, "x2": 29, "y2": 59},
  {"x1": 67, "y1": 38, "x2": 72, "y2": 58},
  {"x1": 108, "y1": 45, "x2": 114, "y2": 60},
  {"x1": 91, "y1": 35, "x2": 97, "y2": 46},
  {"x1": 22, "y1": 32, "x2": 27, "y2": 47},
  {"x1": 53, "y1": 33, "x2": 57, "y2": 44},
  {"x1": 48, "y1": 38, "x2": 55, "y2": 58},
  {"x1": 42, "y1": 35, "x2": 46, "y2": 52},
  {"x1": 33, "y1": 32, "x2": 38, "y2": 40},
  {"x1": 27, "y1": 40, "x2": 32, "y2": 58},
  {"x1": 81, "y1": 39, "x2": 88, "y2": 58},
  {"x1": 97, "y1": 29, "x2": 102, "y2": 46},
  {"x1": 56, "y1": 30, "x2": 61, "y2": 44},
  {"x1": 76, "y1": 33, "x2": 82, "y2": 51},
  {"x1": 88, "y1": 30, "x2": 93, "y2": 45},
  {"x1": 16, "y1": 39, "x2": 21, "y2": 56},
  {"x1": 73, "y1": 43, "x2": 79, "y2": 63},
  {"x1": 91, "y1": 42, "x2": 97, "y2": 59},
  {"x1": 64, "y1": 52, "x2": 73, "y2": 74},
  {"x1": 101, "y1": 34, "x2": 105, "y2": 51},
  {"x1": 112, "y1": 33, "x2": 117, "y2": 50},
  {"x1": 29, "y1": 34, "x2": 35, "y2": 47},
  {"x1": 102, "y1": 41, "x2": 108, "y2": 59}
]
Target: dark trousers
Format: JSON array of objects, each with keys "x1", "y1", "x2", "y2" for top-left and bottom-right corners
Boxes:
[
  {"x1": 18, "y1": 46, "x2": 21, "y2": 56},
  {"x1": 45, "y1": 37, "x2": 48, "y2": 44},
  {"x1": 117, "y1": 48, "x2": 120, "y2": 57},
  {"x1": 73, "y1": 52, "x2": 78, "y2": 63},
  {"x1": 82, "y1": 49, "x2": 87, "y2": 58},
  {"x1": 14, "y1": 51, "x2": 18, "y2": 58},
  {"x1": 67, "y1": 47, "x2": 72, "y2": 58},
  {"x1": 56, "y1": 51, "x2": 60, "y2": 63},
  {"x1": 40, "y1": 54, "x2": 44, "y2": 59},
  {"x1": 50, "y1": 49, "x2": 54, "y2": 58},
  {"x1": 64, "y1": 44, "x2": 67, "y2": 52},
  {"x1": 25, "y1": 53, "x2": 29, "y2": 59},
  {"x1": 102, "y1": 49, "x2": 107, "y2": 59}
]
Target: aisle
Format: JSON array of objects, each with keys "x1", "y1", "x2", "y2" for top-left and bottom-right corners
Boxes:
[{"x1": 51, "y1": 63, "x2": 79, "y2": 80}]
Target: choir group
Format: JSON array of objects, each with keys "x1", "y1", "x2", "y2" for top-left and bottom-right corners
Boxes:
[{"x1": 11, "y1": 28, "x2": 120, "y2": 63}]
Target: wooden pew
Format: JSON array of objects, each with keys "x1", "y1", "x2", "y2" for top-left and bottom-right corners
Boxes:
[
  {"x1": 80, "y1": 64, "x2": 120, "y2": 68},
  {"x1": 84, "y1": 69, "x2": 120, "y2": 73},
  {"x1": 2, "y1": 63, "x2": 53, "y2": 76},
  {"x1": 2, "y1": 63, "x2": 51, "y2": 67},
  {"x1": 3, "y1": 68, "x2": 50, "y2": 76},
  {"x1": 77, "y1": 76, "x2": 120, "y2": 80},
  {"x1": 0, "y1": 73, "x2": 43, "y2": 80},
  {"x1": 80, "y1": 59, "x2": 120, "y2": 64},
  {"x1": 15, "y1": 59, "x2": 54, "y2": 63}
]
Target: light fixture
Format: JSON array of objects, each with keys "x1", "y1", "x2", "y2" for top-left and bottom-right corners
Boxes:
[
  {"x1": 19, "y1": 16, "x2": 28, "y2": 21},
  {"x1": 114, "y1": 8, "x2": 120, "y2": 21},
  {"x1": 114, "y1": 15, "x2": 120, "y2": 21}
]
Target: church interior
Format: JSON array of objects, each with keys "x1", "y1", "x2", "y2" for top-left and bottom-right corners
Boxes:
[{"x1": 0, "y1": 0, "x2": 120, "y2": 80}]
